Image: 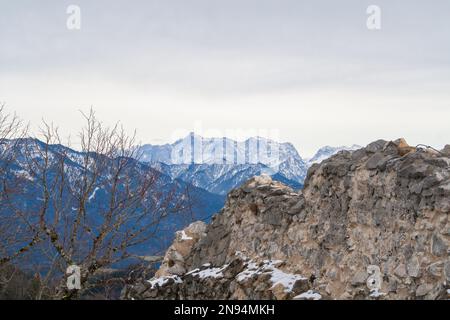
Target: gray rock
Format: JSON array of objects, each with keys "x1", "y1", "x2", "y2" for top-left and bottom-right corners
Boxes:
[
  {"x1": 263, "y1": 211, "x2": 283, "y2": 226},
  {"x1": 366, "y1": 153, "x2": 385, "y2": 170},
  {"x1": 398, "y1": 163, "x2": 429, "y2": 179},
  {"x1": 431, "y1": 234, "x2": 448, "y2": 257},
  {"x1": 408, "y1": 182, "x2": 423, "y2": 195},
  {"x1": 292, "y1": 278, "x2": 310, "y2": 294},
  {"x1": 394, "y1": 264, "x2": 407, "y2": 278},
  {"x1": 444, "y1": 260, "x2": 450, "y2": 282},
  {"x1": 351, "y1": 148, "x2": 367, "y2": 161},
  {"x1": 441, "y1": 145, "x2": 450, "y2": 156},
  {"x1": 322, "y1": 161, "x2": 350, "y2": 177},
  {"x1": 416, "y1": 283, "x2": 434, "y2": 297},
  {"x1": 286, "y1": 198, "x2": 305, "y2": 215},
  {"x1": 366, "y1": 139, "x2": 387, "y2": 153},
  {"x1": 435, "y1": 197, "x2": 450, "y2": 213},
  {"x1": 407, "y1": 256, "x2": 421, "y2": 278},
  {"x1": 351, "y1": 271, "x2": 367, "y2": 286},
  {"x1": 426, "y1": 261, "x2": 443, "y2": 278},
  {"x1": 422, "y1": 174, "x2": 443, "y2": 189}
]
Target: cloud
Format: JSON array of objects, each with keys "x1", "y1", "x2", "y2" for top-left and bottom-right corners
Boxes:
[{"x1": 1, "y1": 0, "x2": 449, "y2": 155}]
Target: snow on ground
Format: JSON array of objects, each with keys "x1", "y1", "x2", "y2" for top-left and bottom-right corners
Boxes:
[
  {"x1": 147, "y1": 275, "x2": 182, "y2": 289},
  {"x1": 176, "y1": 230, "x2": 193, "y2": 241},
  {"x1": 149, "y1": 251, "x2": 307, "y2": 295},
  {"x1": 186, "y1": 264, "x2": 229, "y2": 279},
  {"x1": 236, "y1": 260, "x2": 260, "y2": 282},
  {"x1": 235, "y1": 255, "x2": 306, "y2": 293},
  {"x1": 369, "y1": 289, "x2": 386, "y2": 298},
  {"x1": 268, "y1": 262, "x2": 306, "y2": 293},
  {"x1": 294, "y1": 290, "x2": 322, "y2": 300}
]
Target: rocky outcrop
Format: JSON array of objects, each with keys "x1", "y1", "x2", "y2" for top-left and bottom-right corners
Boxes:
[
  {"x1": 154, "y1": 221, "x2": 207, "y2": 278},
  {"x1": 124, "y1": 139, "x2": 450, "y2": 300}
]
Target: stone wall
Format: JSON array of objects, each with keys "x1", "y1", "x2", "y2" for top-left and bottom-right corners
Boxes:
[{"x1": 124, "y1": 139, "x2": 450, "y2": 300}]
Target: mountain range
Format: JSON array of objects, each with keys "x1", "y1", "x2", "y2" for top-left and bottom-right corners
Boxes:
[
  {"x1": 138, "y1": 133, "x2": 360, "y2": 195},
  {"x1": 305, "y1": 144, "x2": 361, "y2": 166}
]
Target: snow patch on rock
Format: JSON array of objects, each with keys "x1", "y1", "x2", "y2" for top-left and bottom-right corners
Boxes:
[
  {"x1": 294, "y1": 290, "x2": 322, "y2": 300},
  {"x1": 236, "y1": 258, "x2": 306, "y2": 293},
  {"x1": 147, "y1": 275, "x2": 182, "y2": 289},
  {"x1": 177, "y1": 230, "x2": 193, "y2": 241},
  {"x1": 186, "y1": 264, "x2": 229, "y2": 279}
]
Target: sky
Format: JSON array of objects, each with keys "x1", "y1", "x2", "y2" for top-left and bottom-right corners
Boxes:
[{"x1": 0, "y1": 0, "x2": 449, "y2": 157}]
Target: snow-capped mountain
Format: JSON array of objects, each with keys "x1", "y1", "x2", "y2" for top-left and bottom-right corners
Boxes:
[
  {"x1": 152, "y1": 162, "x2": 302, "y2": 195},
  {"x1": 140, "y1": 134, "x2": 304, "y2": 170},
  {"x1": 306, "y1": 144, "x2": 361, "y2": 167},
  {"x1": 138, "y1": 134, "x2": 361, "y2": 195},
  {"x1": 137, "y1": 134, "x2": 307, "y2": 195}
]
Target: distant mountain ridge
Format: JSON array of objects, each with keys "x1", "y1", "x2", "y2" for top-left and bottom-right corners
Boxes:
[
  {"x1": 306, "y1": 144, "x2": 361, "y2": 167},
  {"x1": 137, "y1": 134, "x2": 359, "y2": 195}
]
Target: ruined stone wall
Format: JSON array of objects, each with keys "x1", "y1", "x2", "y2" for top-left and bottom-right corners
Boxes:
[{"x1": 124, "y1": 139, "x2": 450, "y2": 300}]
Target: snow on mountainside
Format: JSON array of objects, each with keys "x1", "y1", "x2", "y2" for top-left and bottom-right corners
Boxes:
[
  {"x1": 138, "y1": 134, "x2": 360, "y2": 195},
  {"x1": 138, "y1": 143, "x2": 173, "y2": 164},
  {"x1": 139, "y1": 134, "x2": 303, "y2": 167},
  {"x1": 306, "y1": 145, "x2": 361, "y2": 167},
  {"x1": 137, "y1": 134, "x2": 307, "y2": 195}
]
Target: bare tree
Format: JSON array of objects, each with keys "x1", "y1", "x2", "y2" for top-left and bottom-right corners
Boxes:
[
  {"x1": 0, "y1": 104, "x2": 31, "y2": 266},
  {"x1": 0, "y1": 107, "x2": 193, "y2": 299},
  {"x1": 13, "y1": 109, "x2": 189, "y2": 299}
]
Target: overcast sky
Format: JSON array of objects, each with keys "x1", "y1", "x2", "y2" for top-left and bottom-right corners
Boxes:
[{"x1": 1, "y1": 0, "x2": 449, "y2": 156}]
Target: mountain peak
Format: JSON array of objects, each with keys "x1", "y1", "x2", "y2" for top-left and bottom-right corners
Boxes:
[
  {"x1": 306, "y1": 144, "x2": 361, "y2": 166},
  {"x1": 136, "y1": 135, "x2": 307, "y2": 195},
  {"x1": 139, "y1": 133, "x2": 304, "y2": 167}
]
